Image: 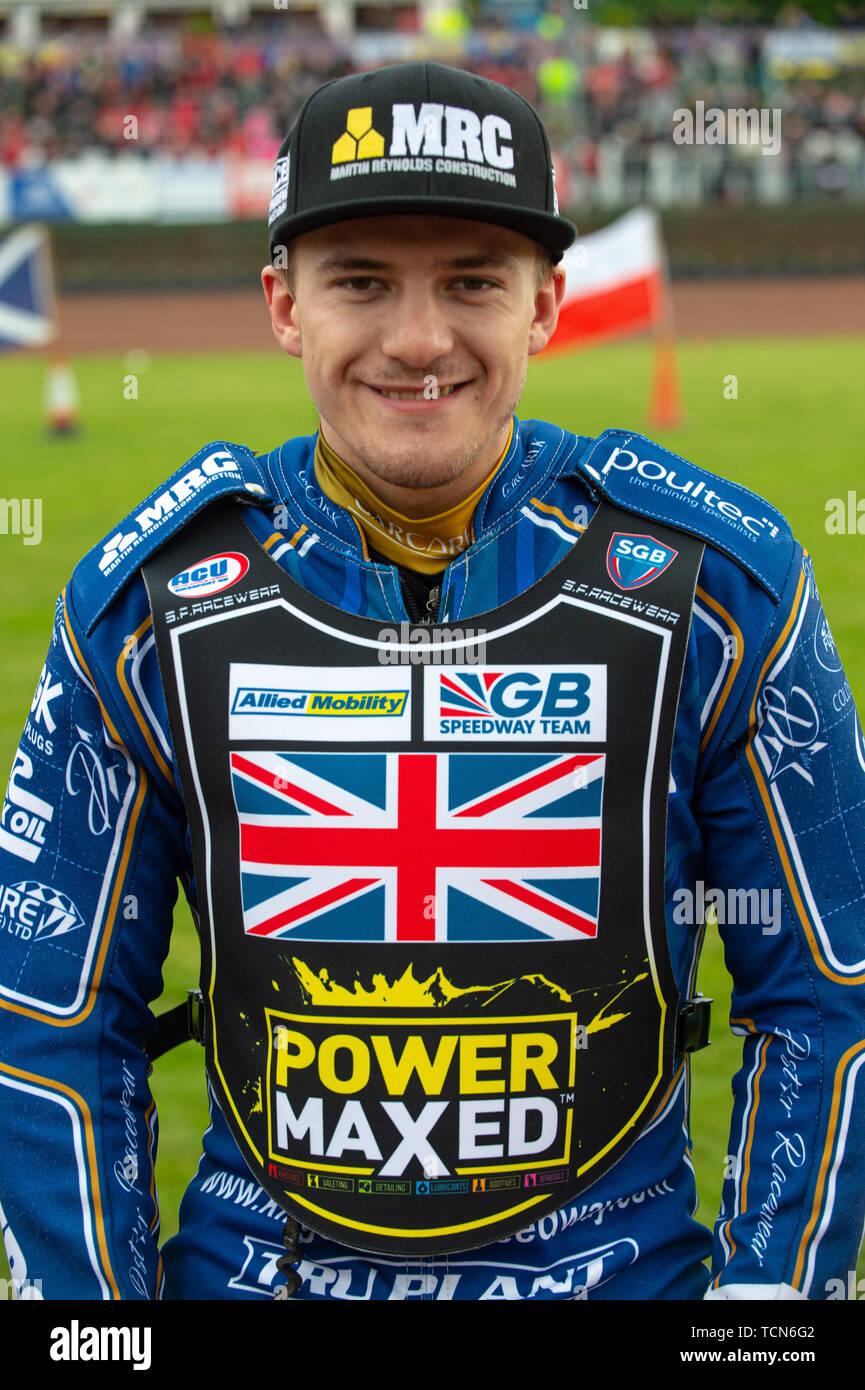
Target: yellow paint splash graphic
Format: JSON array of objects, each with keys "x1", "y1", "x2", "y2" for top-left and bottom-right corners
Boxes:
[
  {"x1": 289, "y1": 957, "x2": 571, "y2": 1009},
  {"x1": 243, "y1": 1077, "x2": 263, "y2": 1115},
  {"x1": 584, "y1": 972, "x2": 649, "y2": 1034}
]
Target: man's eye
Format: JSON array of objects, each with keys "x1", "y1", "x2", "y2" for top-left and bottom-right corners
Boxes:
[
  {"x1": 453, "y1": 278, "x2": 500, "y2": 294},
  {"x1": 338, "y1": 277, "x2": 381, "y2": 291}
]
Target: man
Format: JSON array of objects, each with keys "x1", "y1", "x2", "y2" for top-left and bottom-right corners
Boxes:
[{"x1": 1, "y1": 62, "x2": 863, "y2": 1303}]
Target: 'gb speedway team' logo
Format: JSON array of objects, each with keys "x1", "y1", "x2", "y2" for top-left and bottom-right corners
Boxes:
[
  {"x1": 425, "y1": 666, "x2": 607, "y2": 742},
  {"x1": 605, "y1": 533, "x2": 678, "y2": 591}
]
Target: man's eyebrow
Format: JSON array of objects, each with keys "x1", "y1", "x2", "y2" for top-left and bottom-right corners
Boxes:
[
  {"x1": 313, "y1": 250, "x2": 522, "y2": 275},
  {"x1": 438, "y1": 251, "x2": 522, "y2": 272},
  {"x1": 314, "y1": 254, "x2": 392, "y2": 274}
]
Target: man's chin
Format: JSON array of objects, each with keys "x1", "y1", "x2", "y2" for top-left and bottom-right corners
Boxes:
[
  {"x1": 355, "y1": 457, "x2": 474, "y2": 493},
  {"x1": 349, "y1": 433, "x2": 484, "y2": 492}
]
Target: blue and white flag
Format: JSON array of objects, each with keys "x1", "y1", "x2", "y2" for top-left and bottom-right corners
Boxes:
[{"x1": 0, "y1": 224, "x2": 57, "y2": 350}]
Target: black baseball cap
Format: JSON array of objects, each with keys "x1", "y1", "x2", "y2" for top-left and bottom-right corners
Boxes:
[{"x1": 268, "y1": 61, "x2": 577, "y2": 264}]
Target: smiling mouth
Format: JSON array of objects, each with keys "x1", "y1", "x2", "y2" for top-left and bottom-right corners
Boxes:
[{"x1": 369, "y1": 382, "x2": 468, "y2": 401}]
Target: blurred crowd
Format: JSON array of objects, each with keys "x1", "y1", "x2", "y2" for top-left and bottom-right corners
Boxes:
[
  {"x1": 1, "y1": 21, "x2": 864, "y2": 206},
  {"x1": 0, "y1": 34, "x2": 331, "y2": 164}
]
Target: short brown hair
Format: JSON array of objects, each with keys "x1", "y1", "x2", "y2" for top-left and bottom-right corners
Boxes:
[{"x1": 534, "y1": 248, "x2": 555, "y2": 292}]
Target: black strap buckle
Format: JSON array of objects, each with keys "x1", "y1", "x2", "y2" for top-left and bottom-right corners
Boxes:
[
  {"x1": 186, "y1": 988, "x2": 204, "y2": 1045},
  {"x1": 676, "y1": 996, "x2": 712, "y2": 1055},
  {"x1": 144, "y1": 988, "x2": 205, "y2": 1061}
]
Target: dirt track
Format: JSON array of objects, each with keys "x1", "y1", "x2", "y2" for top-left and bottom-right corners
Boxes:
[{"x1": 52, "y1": 277, "x2": 865, "y2": 354}]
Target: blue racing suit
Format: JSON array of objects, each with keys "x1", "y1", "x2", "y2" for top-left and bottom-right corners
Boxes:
[{"x1": 1, "y1": 420, "x2": 863, "y2": 1300}]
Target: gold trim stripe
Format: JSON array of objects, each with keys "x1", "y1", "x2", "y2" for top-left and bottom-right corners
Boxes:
[
  {"x1": 529, "y1": 497, "x2": 586, "y2": 532},
  {"x1": 695, "y1": 586, "x2": 744, "y2": 755},
  {"x1": 0, "y1": 1060, "x2": 121, "y2": 1298},
  {"x1": 713, "y1": 1021, "x2": 766, "y2": 1286},
  {"x1": 144, "y1": 1096, "x2": 163, "y2": 1293},
  {"x1": 0, "y1": 596, "x2": 147, "y2": 1029},
  {"x1": 792, "y1": 1039, "x2": 865, "y2": 1289},
  {"x1": 116, "y1": 618, "x2": 174, "y2": 788},
  {"x1": 744, "y1": 569, "x2": 865, "y2": 984}
]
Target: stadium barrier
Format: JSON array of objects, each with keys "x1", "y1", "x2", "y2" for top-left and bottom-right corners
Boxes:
[{"x1": 32, "y1": 204, "x2": 865, "y2": 293}]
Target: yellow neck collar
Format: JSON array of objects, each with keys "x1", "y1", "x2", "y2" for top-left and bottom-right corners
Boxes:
[{"x1": 313, "y1": 424, "x2": 512, "y2": 575}]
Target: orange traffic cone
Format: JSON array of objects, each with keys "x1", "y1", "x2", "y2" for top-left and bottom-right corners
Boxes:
[
  {"x1": 44, "y1": 354, "x2": 80, "y2": 434},
  {"x1": 647, "y1": 337, "x2": 685, "y2": 431}
]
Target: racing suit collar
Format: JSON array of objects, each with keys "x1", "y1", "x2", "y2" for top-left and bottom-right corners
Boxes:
[{"x1": 271, "y1": 418, "x2": 581, "y2": 558}]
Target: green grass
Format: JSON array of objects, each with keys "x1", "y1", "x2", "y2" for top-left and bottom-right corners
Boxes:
[{"x1": 1, "y1": 334, "x2": 863, "y2": 1294}]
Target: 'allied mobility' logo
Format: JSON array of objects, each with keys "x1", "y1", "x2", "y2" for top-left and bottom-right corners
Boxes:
[
  {"x1": 228, "y1": 663, "x2": 412, "y2": 743},
  {"x1": 605, "y1": 533, "x2": 678, "y2": 591},
  {"x1": 231, "y1": 689, "x2": 407, "y2": 717}
]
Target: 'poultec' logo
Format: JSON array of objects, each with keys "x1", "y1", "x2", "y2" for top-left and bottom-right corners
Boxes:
[{"x1": 606, "y1": 533, "x2": 677, "y2": 591}]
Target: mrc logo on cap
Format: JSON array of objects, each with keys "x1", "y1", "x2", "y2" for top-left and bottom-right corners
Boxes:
[
  {"x1": 267, "y1": 63, "x2": 578, "y2": 267},
  {"x1": 330, "y1": 102, "x2": 515, "y2": 173},
  {"x1": 333, "y1": 108, "x2": 385, "y2": 164},
  {"x1": 606, "y1": 533, "x2": 678, "y2": 591}
]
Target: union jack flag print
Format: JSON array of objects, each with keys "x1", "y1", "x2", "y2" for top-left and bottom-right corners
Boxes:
[{"x1": 230, "y1": 750, "x2": 604, "y2": 942}]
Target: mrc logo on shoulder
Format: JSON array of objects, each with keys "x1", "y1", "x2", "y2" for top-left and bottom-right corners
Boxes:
[
  {"x1": 426, "y1": 666, "x2": 607, "y2": 742},
  {"x1": 98, "y1": 450, "x2": 244, "y2": 577}
]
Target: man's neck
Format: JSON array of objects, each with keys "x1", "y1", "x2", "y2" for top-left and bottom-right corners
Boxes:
[
  {"x1": 313, "y1": 424, "x2": 514, "y2": 576},
  {"x1": 317, "y1": 420, "x2": 512, "y2": 517}
]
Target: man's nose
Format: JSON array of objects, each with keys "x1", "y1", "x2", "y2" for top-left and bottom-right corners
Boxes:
[{"x1": 378, "y1": 288, "x2": 455, "y2": 366}]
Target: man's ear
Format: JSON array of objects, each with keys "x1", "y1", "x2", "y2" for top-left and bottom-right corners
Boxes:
[
  {"x1": 527, "y1": 266, "x2": 566, "y2": 357},
  {"x1": 261, "y1": 265, "x2": 302, "y2": 358}
]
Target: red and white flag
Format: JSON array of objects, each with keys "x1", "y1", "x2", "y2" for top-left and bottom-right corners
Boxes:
[{"x1": 546, "y1": 207, "x2": 668, "y2": 353}]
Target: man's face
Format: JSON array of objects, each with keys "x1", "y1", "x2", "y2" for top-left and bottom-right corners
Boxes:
[{"x1": 262, "y1": 215, "x2": 564, "y2": 505}]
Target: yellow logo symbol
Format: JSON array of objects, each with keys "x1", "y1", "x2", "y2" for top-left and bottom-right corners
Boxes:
[{"x1": 332, "y1": 107, "x2": 385, "y2": 164}]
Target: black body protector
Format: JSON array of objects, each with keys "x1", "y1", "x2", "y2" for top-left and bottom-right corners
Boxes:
[{"x1": 143, "y1": 496, "x2": 706, "y2": 1259}]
